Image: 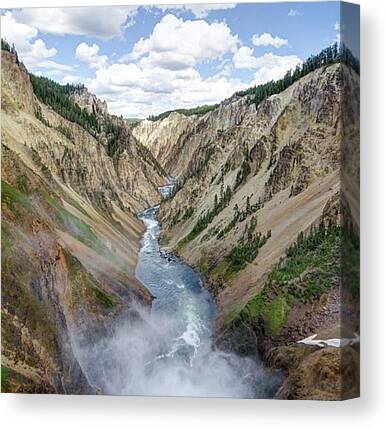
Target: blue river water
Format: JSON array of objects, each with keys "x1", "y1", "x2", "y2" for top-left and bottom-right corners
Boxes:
[
  {"x1": 130, "y1": 185, "x2": 282, "y2": 397},
  {"x1": 75, "y1": 184, "x2": 282, "y2": 397}
]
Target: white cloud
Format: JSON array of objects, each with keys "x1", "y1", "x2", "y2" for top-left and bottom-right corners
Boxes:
[
  {"x1": 233, "y1": 47, "x2": 301, "y2": 84},
  {"x1": 1, "y1": 11, "x2": 72, "y2": 72},
  {"x1": 2, "y1": 6, "x2": 303, "y2": 119},
  {"x1": 88, "y1": 59, "x2": 247, "y2": 118},
  {"x1": 32, "y1": 60, "x2": 73, "y2": 72},
  {"x1": 126, "y1": 14, "x2": 239, "y2": 70},
  {"x1": 159, "y1": 4, "x2": 237, "y2": 18},
  {"x1": 1, "y1": 8, "x2": 245, "y2": 118},
  {"x1": 252, "y1": 54, "x2": 301, "y2": 84},
  {"x1": 252, "y1": 32, "x2": 288, "y2": 48},
  {"x1": 85, "y1": 9, "x2": 302, "y2": 117},
  {"x1": 61, "y1": 75, "x2": 85, "y2": 85},
  {"x1": 89, "y1": 62, "x2": 200, "y2": 96},
  {"x1": 75, "y1": 43, "x2": 108, "y2": 69},
  {"x1": 1, "y1": 11, "x2": 38, "y2": 46},
  {"x1": 86, "y1": 13, "x2": 244, "y2": 117},
  {"x1": 13, "y1": 6, "x2": 137, "y2": 39},
  {"x1": 288, "y1": 9, "x2": 302, "y2": 17},
  {"x1": 94, "y1": 75, "x2": 247, "y2": 118},
  {"x1": 233, "y1": 46, "x2": 260, "y2": 69}
]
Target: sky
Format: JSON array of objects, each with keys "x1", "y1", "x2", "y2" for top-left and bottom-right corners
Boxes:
[{"x1": 1, "y1": 2, "x2": 347, "y2": 118}]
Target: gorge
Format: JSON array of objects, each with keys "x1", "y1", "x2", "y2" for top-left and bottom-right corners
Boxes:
[
  {"x1": 1, "y1": 44, "x2": 359, "y2": 400},
  {"x1": 74, "y1": 195, "x2": 282, "y2": 397}
]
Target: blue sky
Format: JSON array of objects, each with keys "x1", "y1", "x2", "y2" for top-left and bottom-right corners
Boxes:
[{"x1": 2, "y1": 3, "x2": 347, "y2": 118}]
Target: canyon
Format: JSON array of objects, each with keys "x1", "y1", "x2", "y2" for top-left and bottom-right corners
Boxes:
[{"x1": 1, "y1": 47, "x2": 359, "y2": 399}]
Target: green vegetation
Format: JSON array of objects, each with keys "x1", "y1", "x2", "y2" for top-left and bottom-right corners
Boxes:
[
  {"x1": 235, "y1": 43, "x2": 359, "y2": 108},
  {"x1": 197, "y1": 255, "x2": 210, "y2": 275},
  {"x1": 242, "y1": 295, "x2": 290, "y2": 335},
  {"x1": 1, "y1": 38, "x2": 11, "y2": 52},
  {"x1": 93, "y1": 287, "x2": 116, "y2": 308},
  {"x1": 224, "y1": 217, "x2": 271, "y2": 274},
  {"x1": 342, "y1": 223, "x2": 360, "y2": 298},
  {"x1": 43, "y1": 192, "x2": 106, "y2": 254},
  {"x1": 15, "y1": 175, "x2": 29, "y2": 194},
  {"x1": 4, "y1": 183, "x2": 101, "y2": 253},
  {"x1": 235, "y1": 224, "x2": 342, "y2": 335},
  {"x1": 148, "y1": 44, "x2": 359, "y2": 123},
  {"x1": 170, "y1": 206, "x2": 196, "y2": 227},
  {"x1": 30, "y1": 74, "x2": 128, "y2": 159},
  {"x1": 217, "y1": 195, "x2": 264, "y2": 239},
  {"x1": 30, "y1": 74, "x2": 100, "y2": 136},
  {"x1": 1, "y1": 38, "x2": 20, "y2": 64},
  {"x1": 4, "y1": 41, "x2": 129, "y2": 160},
  {"x1": 201, "y1": 225, "x2": 221, "y2": 243},
  {"x1": 105, "y1": 120, "x2": 127, "y2": 158},
  {"x1": 178, "y1": 184, "x2": 233, "y2": 246},
  {"x1": 1, "y1": 366, "x2": 9, "y2": 392},
  {"x1": 56, "y1": 124, "x2": 73, "y2": 141},
  {"x1": 148, "y1": 104, "x2": 219, "y2": 121},
  {"x1": 1, "y1": 180, "x2": 33, "y2": 215},
  {"x1": 35, "y1": 104, "x2": 50, "y2": 127},
  {"x1": 181, "y1": 206, "x2": 195, "y2": 221},
  {"x1": 124, "y1": 118, "x2": 142, "y2": 125},
  {"x1": 234, "y1": 158, "x2": 251, "y2": 191}
]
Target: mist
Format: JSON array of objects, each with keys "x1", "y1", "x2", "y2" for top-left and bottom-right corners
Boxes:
[
  {"x1": 73, "y1": 304, "x2": 281, "y2": 398},
  {"x1": 72, "y1": 204, "x2": 282, "y2": 398}
]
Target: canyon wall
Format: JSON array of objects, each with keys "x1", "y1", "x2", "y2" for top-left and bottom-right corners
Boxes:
[
  {"x1": 1, "y1": 50, "x2": 166, "y2": 392},
  {"x1": 152, "y1": 63, "x2": 360, "y2": 400},
  {"x1": 1, "y1": 48, "x2": 359, "y2": 399}
]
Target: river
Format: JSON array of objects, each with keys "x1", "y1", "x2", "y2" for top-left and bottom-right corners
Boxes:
[{"x1": 75, "y1": 184, "x2": 281, "y2": 397}]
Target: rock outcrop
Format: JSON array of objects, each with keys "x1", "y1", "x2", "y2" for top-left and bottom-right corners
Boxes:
[
  {"x1": 1, "y1": 50, "x2": 165, "y2": 393},
  {"x1": 69, "y1": 86, "x2": 108, "y2": 117},
  {"x1": 1, "y1": 47, "x2": 360, "y2": 400},
  {"x1": 133, "y1": 112, "x2": 195, "y2": 171},
  {"x1": 145, "y1": 63, "x2": 359, "y2": 400}
]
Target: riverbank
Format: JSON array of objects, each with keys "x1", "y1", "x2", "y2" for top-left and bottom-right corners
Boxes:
[{"x1": 132, "y1": 200, "x2": 283, "y2": 398}]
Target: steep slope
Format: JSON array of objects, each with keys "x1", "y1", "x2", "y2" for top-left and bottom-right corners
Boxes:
[
  {"x1": 133, "y1": 112, "x2": 195, "y2": 171},
  {"x1": 1, "y1": 46, "x2": 359, "y2": 399},
  {"x1": 1, "y1": 50, "x2": 166, "y2": 392},
  {"x1": 154, "y1": 63, "x2": 359, "y2": 399},
  {"x1": 158, "y1": 63, "x2": 358, "y2": 315}
]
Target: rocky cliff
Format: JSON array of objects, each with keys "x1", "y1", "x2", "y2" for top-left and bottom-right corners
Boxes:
[
  {"x1": 69, "y1": 86, "x2": 108, "y2": 117},
  {"x1": 1, "y1": 50, "x2": 166, "y2": 393},
  {"x1": 151, "y1": 63, "x2": 360, "y2": 400},
  {"x1": 133, "y1": 112, "x2": 196, "y2": 171},
  {"x1": 1, "y1": 47, "x2": 359, "y2": 399}
]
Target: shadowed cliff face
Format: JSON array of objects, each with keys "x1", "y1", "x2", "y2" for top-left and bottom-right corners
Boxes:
[{"x1": 1, "y1": 50, "x2": 163, "y2": 393}]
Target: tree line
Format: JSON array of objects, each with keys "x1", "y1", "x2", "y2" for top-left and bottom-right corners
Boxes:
[
  {"x1": 217, "y1": 194, "x2": 265, "y2": 239},
  {"x1": 30, "y1": 74, "x2": 100, "y2": 136},
  {"x1": 148, "y1": 43, "x2": 359, "y2": 121},
  {"x1": 30, "y1": 74, "x2": 127, "y2": 158},
  {"x1": 2, "y1": 38, "x2": 20, "y2": 64},
  {"x1": 178, "y1": 183, "x2": 233, "y2": 246},
  {"x1": 225, "y1": 216, "x2": 271, "y2": 273},
  {"x1": 148, "y1": 104, "x2": 219, "y2": 122},
  {"x1": 235, "y1": 43, "x2": 359, "y2": 107},
  {"x1": 2, "y1": 39, "x2": 133, "y2": 160}
]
